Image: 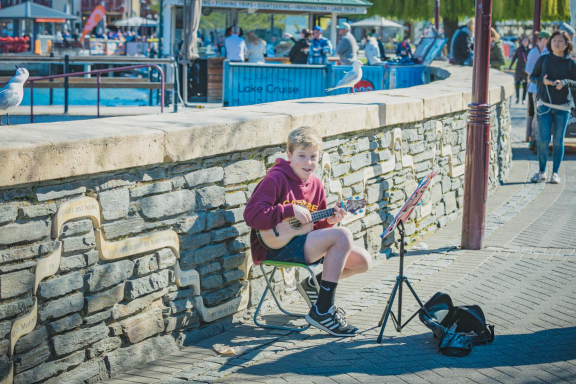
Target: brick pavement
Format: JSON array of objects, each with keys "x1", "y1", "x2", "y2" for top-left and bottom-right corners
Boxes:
[{"x1": 103, "y1": 103, "x2": 576, "y2": 384}]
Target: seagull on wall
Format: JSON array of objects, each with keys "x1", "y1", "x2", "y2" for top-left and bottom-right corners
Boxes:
[
  {"x1": 326, "y1": 60, "x2": 363, "y2": 94},
  {"x1": 0, "y1": 66, "x2": 29, "y2": 126}
]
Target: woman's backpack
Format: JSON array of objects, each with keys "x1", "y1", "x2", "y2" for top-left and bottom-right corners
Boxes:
[{"x1": 419, "y1": 292, "x2": 495, "y2": 357}]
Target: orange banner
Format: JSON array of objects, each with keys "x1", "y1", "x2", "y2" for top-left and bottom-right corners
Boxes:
[
  {"x1": 36, "y1": 18, "x2": 66, "y2": 23},
  {"x1": 80, "y1": 5, "x2": 106, "y2": 42}
]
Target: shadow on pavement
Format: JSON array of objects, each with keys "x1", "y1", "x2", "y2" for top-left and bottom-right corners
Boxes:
[{"x1": 228, "y1": 326, "x2": 576, "y2": 376}]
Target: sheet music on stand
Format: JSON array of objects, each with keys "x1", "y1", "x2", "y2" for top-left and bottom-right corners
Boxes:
[{"x1": 380, "y1": 170, "x2": 437, "y2": 239}]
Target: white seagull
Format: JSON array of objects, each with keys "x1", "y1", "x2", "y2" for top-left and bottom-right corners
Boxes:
[
  {"x1": 0, "y1": 66, "x2": 29, "y2": 126},
  {"x1": 326, "y1": 60, "x2": 363, "y2": 94}
]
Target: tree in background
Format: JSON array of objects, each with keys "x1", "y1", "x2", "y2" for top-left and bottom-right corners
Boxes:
[
  {"x1": 570, "y1": 0, "x2": 576, "y2": 29},
  {"x1": 369, "y1": 0, "x2": 570, "y2": 44}
]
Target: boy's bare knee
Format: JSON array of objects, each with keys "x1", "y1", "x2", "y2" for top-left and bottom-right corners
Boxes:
[{"x1": 334, "y1": 227, "x2": 353, "y2": 249}]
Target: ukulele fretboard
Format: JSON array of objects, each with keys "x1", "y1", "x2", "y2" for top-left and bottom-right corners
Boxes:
[{"x1": 311, "y1": 208, "x2": 335, "y2": 222}]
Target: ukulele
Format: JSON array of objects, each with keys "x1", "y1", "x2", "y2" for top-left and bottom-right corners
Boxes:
[{"x1": 256, "y1": 197, "x2": 367, "y2": 250}]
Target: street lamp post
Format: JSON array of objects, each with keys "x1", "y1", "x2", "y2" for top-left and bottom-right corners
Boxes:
[
  {"x1": 461, "y1": 0, "x2": 493, "y2": 250},
  {"x1": 532, "y1": 0, "x2": 542, "y2": 46},
  {"x1": 158, "y1": 0, "x2": 163, "y2": 57}
]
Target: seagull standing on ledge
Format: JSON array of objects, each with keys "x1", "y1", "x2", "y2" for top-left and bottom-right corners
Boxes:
[
  {"x1": 326, "y1": 60, "x2": 363, "y2": 94},
  {"x1": 0, "y1": 66, "x2": 29, "y2": 126}
]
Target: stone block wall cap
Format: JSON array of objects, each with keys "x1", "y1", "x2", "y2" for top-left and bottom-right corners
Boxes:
[{"x1": 0, "y1": 63, "x2": 513, "y2": 188}]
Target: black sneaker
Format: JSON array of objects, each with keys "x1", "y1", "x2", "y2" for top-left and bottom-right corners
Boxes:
[
  {"x1": 297, "y1": 277, "x2": 318, "y2": 308},
  {"x1": 305, "y1": 305, "x2": 358, "y2": 337}
]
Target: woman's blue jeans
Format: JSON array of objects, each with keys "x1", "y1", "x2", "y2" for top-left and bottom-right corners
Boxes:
[{"x1": 536, "y1": 106, "x2": 570, "y2": 173}]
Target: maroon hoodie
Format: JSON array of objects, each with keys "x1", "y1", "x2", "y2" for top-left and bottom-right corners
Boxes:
[{"x1": 243, "y1": 158, "x2": 333, "y2": 265}]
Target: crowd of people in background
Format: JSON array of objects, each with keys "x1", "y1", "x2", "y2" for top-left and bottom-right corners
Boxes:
[
  {"x1": 495, "y1": 23, "x2": 576, "y2": 186},
  {"x1": 217, "y1": 22, "x2": 397, "y2": 67},
  {"x1": 53, "y1": 27, "x2": 156, "y2": 44},
  {"x1": 448, "y1": 18, "x2": 576, "y2": 186}
]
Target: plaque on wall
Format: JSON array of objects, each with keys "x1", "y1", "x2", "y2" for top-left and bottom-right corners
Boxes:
[
  {"x1": 52, "y1": 197, "x2": 101, "y2": 239},
  {"x1": 95, "y1": 229, "x2": 180, "y2": 261}
]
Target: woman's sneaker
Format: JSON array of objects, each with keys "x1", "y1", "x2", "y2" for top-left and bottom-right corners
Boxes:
[
  {"x1": 297, "y1": 278, "x2": 318, "y2": 308},
  {"x1": 305, "y1": 305, "x2": 358, "y2": 337},
  {"x1": 531, "y1": 172, "x2": 546, "y2": 183},
  {"x1": 550, "y1": 173, "x2": 561, "y2": 184}
]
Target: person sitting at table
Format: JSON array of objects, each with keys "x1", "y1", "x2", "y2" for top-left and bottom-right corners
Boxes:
[
  {"x1": 365, "y1": 34, "x2": 383, "y2": 65},
  {"x1": 396, "y1": 36, "x2": 412, "y2": 62}
]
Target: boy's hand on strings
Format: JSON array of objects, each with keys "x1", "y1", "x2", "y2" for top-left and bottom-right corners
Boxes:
[
  {"x1": 293, "y1": 204, "x2": 312, "y2": 224},
  {"x1": 327, "y1": 202, "x2": 347, "y2": 225}
]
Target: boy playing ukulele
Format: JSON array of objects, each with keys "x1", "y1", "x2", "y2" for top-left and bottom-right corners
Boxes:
[{"x1": 244, "y1": 126, "x2": 372, "y2": 336}]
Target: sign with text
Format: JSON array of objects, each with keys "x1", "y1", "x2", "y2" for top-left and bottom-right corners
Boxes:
[
  {"x1": 34, "y1": 241, "x2": 62, "y2": 294},
  {"x1": 52, "y1": 197, "x2": 100, "y2": 239},
  {"x1": 174, "y1": 262, "x2": 201, "y2": 293},
  {"x1": 10, "y1": 299, "x2": 38, "y2": 356},
  {"x1": 165, "y1": 0, "x2": 367, "y2": 13},
  {"x1": 566, "y1": 104, "x2": 576, "y2": 139},
  {"x1": 195, "y1": 290, "x2": 248, "y2": 323},
  {"x1": 95, "y1": 229, "x2": 180, "y2": 261}
]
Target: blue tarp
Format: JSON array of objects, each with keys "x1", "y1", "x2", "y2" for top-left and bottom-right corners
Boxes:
[{"x1": 223, "y1": 62, "x2": 429, "y2": 107}]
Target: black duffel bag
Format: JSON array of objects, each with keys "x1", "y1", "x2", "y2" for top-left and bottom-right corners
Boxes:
[{"x1": 419, "y1": 292, "x2": 495, "y2": 357}]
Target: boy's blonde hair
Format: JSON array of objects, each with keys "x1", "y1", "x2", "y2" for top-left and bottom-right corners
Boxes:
[{"x1": 287, "y1": 126, "x2": 322, "y2": 153}]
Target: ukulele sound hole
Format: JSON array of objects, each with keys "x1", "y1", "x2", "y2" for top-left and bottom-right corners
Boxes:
[{"x1": 289, "y1": 219, "x2": 303, "y2": 230}]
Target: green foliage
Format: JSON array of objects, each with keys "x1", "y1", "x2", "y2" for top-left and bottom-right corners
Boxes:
[
  {"x1": 199, "y1": 12, "x2": 227, "y2": 30},
  {"x1": 368, "y1": 0, "x2": 570, "y2": 22},
  {"x1": 148, "y1": 0, "x2": 160, "y2": 15},
  {"x1": 239, "y1": 13, "x2": 286, "y2": 32},
  {"x1": 199, "y1": 12, "x2": 287, "y2": 39}
]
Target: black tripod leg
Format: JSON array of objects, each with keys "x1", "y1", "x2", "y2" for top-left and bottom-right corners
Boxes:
[
  {"x1": 404, "y1": 279, "x2": 432, "y2": 318},
  {"x1": 378, "y1": 278, "x2": 400, "y2": 326},
  {"x1": 377, "y1": 279, "x2": 400, "y2": 344},
  {"x1": 397, "y1": 277, "x2": 403, "y2": 331}
]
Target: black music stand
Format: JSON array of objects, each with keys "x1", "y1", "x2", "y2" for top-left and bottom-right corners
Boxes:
[{"x1": 376, "y1": 171, "x2": 437, "y2": 344}]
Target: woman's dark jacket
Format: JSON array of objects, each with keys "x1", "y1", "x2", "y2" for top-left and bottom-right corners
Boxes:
[
  {"x1": 530, "y1": 52, "x2": 576, "y2": 106},
  {"x1": 289, "y1": 38, "x2": 310, "y2": 64},
  {"x1": 510, "y1": 45, "x2": 529, "y2": 82},
  {"x1": 452, "y1": 26, "x2": 472, "y2": 65}
]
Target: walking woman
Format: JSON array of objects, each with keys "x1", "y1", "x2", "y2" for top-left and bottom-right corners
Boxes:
[
  {"x1": 509, "y1": 35, "x2": 530, "y2": 104},
  {"x1": 529, "y1": 30, "x2": 576, "y2": 184}
]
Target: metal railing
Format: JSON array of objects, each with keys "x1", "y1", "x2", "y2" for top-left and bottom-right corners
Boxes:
[
  {"x1": 0, "y1": 55, "x2": 173, "y2": 65},
  {"x1": 28, "y1": 64, "x2": 165, "y2": 123}
]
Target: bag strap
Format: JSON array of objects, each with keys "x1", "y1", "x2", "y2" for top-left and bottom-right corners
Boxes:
[{"x1": 471, "y1": 324, "x2": 495, "y2": 346}]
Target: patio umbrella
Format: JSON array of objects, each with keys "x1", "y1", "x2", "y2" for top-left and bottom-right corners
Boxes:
[
  {"x1": 113, "y1": 17, "x2": 158, "y2": 27},
  {"x1": 0, "y1": 1, "x2": 79, "y2": 21},
  {"x1": 178, "y1": 0, "x2": 202, "y2": 64},
  {"x1": 350, "y1": 16, "x2": 403, "y2": 29}
]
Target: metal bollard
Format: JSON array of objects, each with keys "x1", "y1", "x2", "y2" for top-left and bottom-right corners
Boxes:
[{"x1": 64, "y1": 55, "x2": 69, "y2": 113}]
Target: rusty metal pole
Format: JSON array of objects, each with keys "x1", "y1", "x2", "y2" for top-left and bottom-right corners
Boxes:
[
  {"x1": 435, "y1": 0, "x2": 440, "y2": 32},
  {"x1": 533, "y1": 0, "x2": 542, "y2": 46},
  {"x1": 461, "y1": 0, "x2": 493, "y2": 250}
]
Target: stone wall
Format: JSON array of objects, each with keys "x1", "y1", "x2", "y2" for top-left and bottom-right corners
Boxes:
[{"x1": 0, "y1": 63, "x2": 513, "y2": 384}]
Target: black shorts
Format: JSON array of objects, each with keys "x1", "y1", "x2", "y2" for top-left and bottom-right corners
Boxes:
[{"x1": 265, "y1": 234, "x2": 321, "y2": 265}]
